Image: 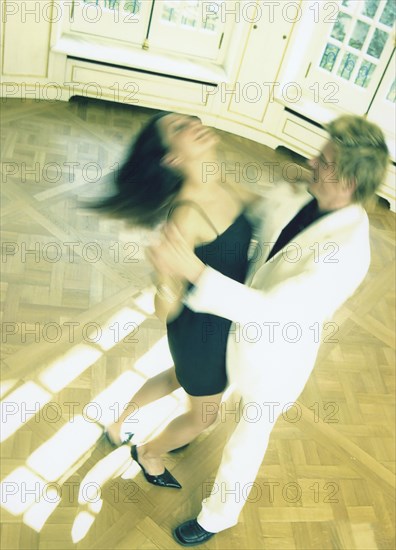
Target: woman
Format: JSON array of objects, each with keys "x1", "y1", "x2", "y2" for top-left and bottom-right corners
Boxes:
[{"x1": 94, "y1": 111, "x2": 256, "y2": 488}]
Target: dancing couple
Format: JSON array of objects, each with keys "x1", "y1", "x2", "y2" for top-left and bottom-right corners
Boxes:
[{"x1": 94, "y1": 111, "x2": 389, "y2": 545}]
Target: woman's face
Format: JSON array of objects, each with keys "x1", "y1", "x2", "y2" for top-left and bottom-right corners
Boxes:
[{"x1": 158, "y1": 114, "x2": 218, "y2": 163}]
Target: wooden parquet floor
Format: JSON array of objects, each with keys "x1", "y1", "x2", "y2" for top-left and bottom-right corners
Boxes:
[{"x1": 0, "y1": 98, "x2": 395, "y2": 550}]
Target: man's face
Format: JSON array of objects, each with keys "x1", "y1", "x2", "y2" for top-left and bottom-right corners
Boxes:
[
  {"x1": 308, "y1": 141, "x2": 356, "y2": 210},
  {"x1": 307, "y1": 141, "x2": 338, "y2": 198}
]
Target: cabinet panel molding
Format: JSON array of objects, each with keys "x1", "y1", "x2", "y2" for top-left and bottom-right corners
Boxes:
[
  {"x1": 2, "y1": 0, "x2": 52, "y2": 77},
  {"x1": 66, "y1": 60, "x2": 212, "y2": 112}
]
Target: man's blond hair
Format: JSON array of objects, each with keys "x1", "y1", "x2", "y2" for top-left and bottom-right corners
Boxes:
[{"x1": 325, "y1": 115, "x2": 390, "y2": 204}]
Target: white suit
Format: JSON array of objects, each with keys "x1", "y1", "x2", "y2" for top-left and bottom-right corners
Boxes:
[{"x1": 184, "y1": 182, "x2": 371, "y2": 532}]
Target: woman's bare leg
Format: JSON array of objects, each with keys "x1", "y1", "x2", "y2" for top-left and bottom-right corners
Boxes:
[
  {"x1": 106, "y1": 367, "x2": 181, "y2": 444},
  {"x1": 135, "y1": 392, "x2": 223, "y2": 475}
]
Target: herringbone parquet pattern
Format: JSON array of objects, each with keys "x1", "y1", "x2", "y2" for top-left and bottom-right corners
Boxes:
[{"x1": 0, "y1": 98, "x2": 395, "y2": 549}]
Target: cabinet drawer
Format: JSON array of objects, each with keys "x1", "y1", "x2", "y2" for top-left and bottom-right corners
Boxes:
[
  {"x1": 65, "y1": 60, "x2": 211, "y2": 111},
  {"x1": 282, "y1": 118, "x2": 327, "y2": 154}
]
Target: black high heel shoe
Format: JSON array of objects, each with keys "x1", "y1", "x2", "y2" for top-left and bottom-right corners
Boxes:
[{"x1": 130, "y1": 445, "x2": 182, "y2": 489}]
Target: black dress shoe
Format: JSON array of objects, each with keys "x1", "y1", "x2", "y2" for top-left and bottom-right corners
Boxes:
[
  {"x1": 173, "y1": 519, "x2": 215, "y2": 546},
  {"x1": 130, "y1": 445, "x2": 182, "y2": 489}
]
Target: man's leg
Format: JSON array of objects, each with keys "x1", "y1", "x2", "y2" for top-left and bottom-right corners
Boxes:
[
  {"x1": 175, "y1": 352, "x2": 317, "y2": 542},
  {"x1": 194, "y1": 354, "x2": 317, "y2": 534},
  {"x1": 196, "y1": 397, "x2": 278, "y2": 532}
]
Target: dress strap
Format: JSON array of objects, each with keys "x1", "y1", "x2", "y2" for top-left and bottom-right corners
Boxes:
[{"x1": 168, "y1": 200, "x2": 219, "y2": 236}]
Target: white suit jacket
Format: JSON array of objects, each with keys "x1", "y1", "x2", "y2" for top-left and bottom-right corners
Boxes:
[{"x1": 185, "y1": 182, "x2": 371, "y2": 402}]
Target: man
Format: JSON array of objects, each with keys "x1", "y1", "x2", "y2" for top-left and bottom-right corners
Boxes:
[{"x1": 147, "y1": 115, "x2": 390, "y2": 546}]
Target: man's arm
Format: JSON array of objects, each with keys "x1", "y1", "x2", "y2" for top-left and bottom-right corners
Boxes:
[
  {"x1": 185, "y1": 258, "x2": 368, "y2": 326},
  {"x1": 147, "y1": 220, "x2": 370, "y2": 326},
  {"x1": 185, "y1": 265, "x2": 317, "y2": 324}
]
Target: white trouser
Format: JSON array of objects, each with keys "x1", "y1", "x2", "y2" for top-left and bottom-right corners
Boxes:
[
  {"x1": 198, "y1": 398, "x2": 275, "y2": 532},
  {"x1": 197, "y1": 361, "x2": 316, "y2": 533}
]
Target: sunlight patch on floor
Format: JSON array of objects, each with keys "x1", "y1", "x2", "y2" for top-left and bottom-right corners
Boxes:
[
  {"x1": 91, "y1": 370, "x2": 145, "y2": 427},
  {"x1": 0, "y1": 466, "x2": 48, "y2": 516},
  {"x1": 94, "y1": 307, "x2": 146, "y2": 351},
  {"x1": 0, "y1": 379, "x2": 18, "y2": 399},
  {"x1": 133, "y1": 287, "x2": 156, "y2": 315},
  {"x1": 134, "y1": 335, "x2": 173, "y2": 377},
  {"x1": 0, "y1": 381, "x2": 52, "y2": 442},
  {"x1": 26, "y1": 416, "x2": 102, "y2": 481},
  {"x1": 39, "y1": 345, "x2": 103, "y2": 393},
  {"x1": 71, "y1": 511, "x2": 96, "y2": 544},
  {"x1": 23, "y1": 489, "x2": 61, "y2": 532}
]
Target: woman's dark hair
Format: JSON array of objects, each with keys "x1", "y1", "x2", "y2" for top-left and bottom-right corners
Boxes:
[{"x1": 91, "y1": 111, "x2": 184, "y2": 228}]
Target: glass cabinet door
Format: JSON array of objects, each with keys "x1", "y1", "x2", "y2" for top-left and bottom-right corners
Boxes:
[
  {"x1": 63, "y1": 0, "x2": 234, "y2": 62},
  {"x1": 67, "y1": 0, "x2": 151, "y2": 45},
  {"x1": 283, "y1": 0, "x2": 396, "y2": 115},
  {"x1": 314, "y1": 0, "x2": 395, "y2": 113},
  {"x1": 147, "y1": 0, "x2": 233, "y2": 61}
]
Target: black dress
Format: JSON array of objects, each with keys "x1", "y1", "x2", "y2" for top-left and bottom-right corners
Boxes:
[{"x1": 166, "y1": 207, "x2": 253, "y2": 396}]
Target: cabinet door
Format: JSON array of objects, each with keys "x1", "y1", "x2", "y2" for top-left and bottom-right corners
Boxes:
[
  {"x1": 367, "y1": 49, "x2": 396, "y2": 141},
  {"x1": 67, "y1": 0, "x2": 151, "y2": 45},
  {"x1": 2, "y1": 0, "x2": 52, "y2": 77},
  {"x1": 147, "y1": 0, "x2": 233, "y2": 61},
  {"x1": 279, "y1": 0, "x2": 396, "y2": 115}
]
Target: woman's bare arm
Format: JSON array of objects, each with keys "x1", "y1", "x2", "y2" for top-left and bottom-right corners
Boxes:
[{"x1": 152, "y1": 205, "x2": 206, "y2": 323}]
